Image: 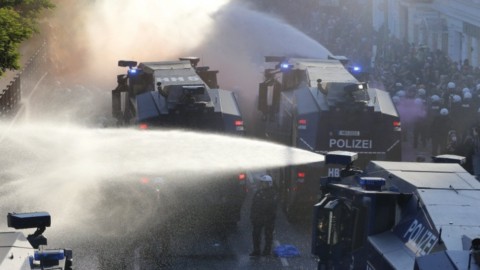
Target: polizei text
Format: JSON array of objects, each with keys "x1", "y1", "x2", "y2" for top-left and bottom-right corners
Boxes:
[{"x1": 329, "y1": 138, "x2": 373, "y2": 149}]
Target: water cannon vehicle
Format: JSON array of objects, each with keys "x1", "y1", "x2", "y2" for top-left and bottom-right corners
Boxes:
[
  {"x1": 111, "y1": 57, "x2": 247, "y2": 225},
  {"x1": 0, "y1": 212, "x2": 72, "y2": 270},
  {"x1": 312, "y1": 151, "x2": 480, "y2": 269},
  {"x1": 112, "y1": 57, "x2": 244, "y2": 134},
  {"x1": 258, "y1": 56, "x2": 401, "y2": 221}
]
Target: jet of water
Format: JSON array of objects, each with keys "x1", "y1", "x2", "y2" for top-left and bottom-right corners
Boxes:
[{"x1": 0, "y1": 121, "x2": 323, "y2": 233}]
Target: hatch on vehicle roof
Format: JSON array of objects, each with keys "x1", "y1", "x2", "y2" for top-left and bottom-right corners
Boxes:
[{"x1": 368, "y1": 161, "x2": 480, "y2": 190}]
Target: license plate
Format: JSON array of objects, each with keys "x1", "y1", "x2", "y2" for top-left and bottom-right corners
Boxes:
[{"x1": 338, "y1": 130, "x2": 360, "y2": 136}]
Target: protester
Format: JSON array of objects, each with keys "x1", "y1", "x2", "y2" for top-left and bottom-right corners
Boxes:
[{"x1": 250, "y1": 174, "x2": 277, "y2": 257}]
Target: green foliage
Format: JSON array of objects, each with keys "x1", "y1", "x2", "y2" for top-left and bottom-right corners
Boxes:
[{"x1": 0, "y1": 0, "x2": 54, "y2": 76}]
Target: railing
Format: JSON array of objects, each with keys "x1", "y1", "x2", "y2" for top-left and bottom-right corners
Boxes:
[{"x1": 0, "y1": 41, "x2": 47, "y2": 118}]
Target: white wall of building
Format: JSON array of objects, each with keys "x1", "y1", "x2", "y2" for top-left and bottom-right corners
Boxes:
[
  {"x1": 372, "y1": 0, "x2": 386, "y2": 31},
  {"x1": 448, "y1": 18, "x2": 464, "y2": 63},
  {"x1": 388, "y1": 0, "x2": 401, "y2": 39},
  {"x1": 373, "y1": 0, "x2": 480, "y2": 67},
  {"x1": 473, "y1": 37, "x2": 479, "y2": 67}
]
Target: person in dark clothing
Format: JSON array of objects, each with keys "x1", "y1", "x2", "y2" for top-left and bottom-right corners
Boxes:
[
  {"x1": 431, "y1": 108, "x2": 453, "y2": 155},
  {"x1": 445, "y1": 129, "x2": 459, "y2": 154},
  {"x1": 413, "y1": 97, "x2": 427, "y2": 149},
  {"x1": 250, "y1": 174, "x2": 277, "y2": 257},
  {"x1": 458, "y1": 128, "x2": 475, "y2": 174},
  {"x1": 425, "y1": 94, "x2": 442, "y2": 144},
  {"x1": 467, "y1": 124, "x2": 480, "y2": 179}
]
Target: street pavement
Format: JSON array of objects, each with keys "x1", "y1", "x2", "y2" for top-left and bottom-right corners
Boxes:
[{"x1": 401, "y1": 130, "x2": 433, "y2": 163}]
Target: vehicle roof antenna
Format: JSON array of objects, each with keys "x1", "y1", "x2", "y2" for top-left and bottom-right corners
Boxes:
[{"x1": 438, "y1": 227, "x2": 444, "y2": 245}]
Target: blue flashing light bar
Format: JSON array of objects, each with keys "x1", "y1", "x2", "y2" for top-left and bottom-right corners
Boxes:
[
  {"x1": 352, "y1": 66, "x2": 361, "y2": 72},
  {"x1": 128, "y1": 68, "x2": 138, "y2": 74},
  {"x1": 34, "y1": 249, "x2": 65, "y2": 261},
  {"x1": 359, "y1": 177, "x2": 385, "y2": 191},
  {"x1": 280, "y1": 62, "x2": 293, "y2": 71}
]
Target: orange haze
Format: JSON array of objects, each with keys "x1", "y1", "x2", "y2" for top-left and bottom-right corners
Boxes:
[{"x1": 45, "y1": 0, "x2": 330, "y2": 129}]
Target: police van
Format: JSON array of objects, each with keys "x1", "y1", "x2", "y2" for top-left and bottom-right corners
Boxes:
[{"x1": 257, "y1": 57, "x2": 401, "y2": 221}]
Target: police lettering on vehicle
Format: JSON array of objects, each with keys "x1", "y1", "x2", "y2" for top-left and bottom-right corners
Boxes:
[
  {"x1": 402, "y1": 219, "x2": 438, "y2": 256},
  {"x1": 329, "y1": 139, "x2": 373, "y2": 149},
  {"x1": 327, "y1": 167, "x2": 340, "y2": 178}
]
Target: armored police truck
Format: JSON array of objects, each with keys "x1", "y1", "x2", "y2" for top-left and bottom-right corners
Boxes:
[
  {"x1": 111, "y1": 57, "x2": 247, "y2": 225},
  {"x1": 257, "y1": 57, "x2": 401, "y2": 221},
  {"x1": 312, "y1": 151, "x2": 480, "y2": 270},
  {"x1": 112, "y1": 57, "x2": 245, "y2": 135}
]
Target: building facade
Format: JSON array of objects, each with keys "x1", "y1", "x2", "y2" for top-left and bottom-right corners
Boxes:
[{"x1": 373, "y1": 0, "x2": 480, "y2": 66}]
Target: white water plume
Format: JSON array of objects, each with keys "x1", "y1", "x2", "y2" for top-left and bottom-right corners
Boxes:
[
  {"x1": 0, "y1": 121, "x2": 323, "y2": 234},
  {"x1": 11, "y1": 0, "x2": 331, "y2": 237},
  {"x1": 47, "y1": 0, "x2": 232, "y2": 86},
  {"x1": 191, "y1": 3, "x2": 331, "y2": 133},
  {"x1": 46, "y1": 0, "x2": 330, "y2": 108}
]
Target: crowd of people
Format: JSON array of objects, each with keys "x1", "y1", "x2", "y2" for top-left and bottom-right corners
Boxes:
[
  {"x1": 297, "y1": 1, "x2": 480, "y2": 178},
  {"x1": 247, "y1": 0, "x2": 480, "y2": 260},
  {"x1": 250, "y1": 1, "x2": 480, "y2": 177}
]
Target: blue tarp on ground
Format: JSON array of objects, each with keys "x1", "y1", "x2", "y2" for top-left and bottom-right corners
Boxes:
[{"x1": 274, "y1": 244, "x2": 300, "y2": 258}]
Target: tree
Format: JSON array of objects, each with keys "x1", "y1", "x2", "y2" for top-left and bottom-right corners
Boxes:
[{"x1": 0, "y1": 0, "x2": 54, "y2": 77}]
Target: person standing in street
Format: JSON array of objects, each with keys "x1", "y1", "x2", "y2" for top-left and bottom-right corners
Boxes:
[
  {"x1": 431, "y1": 108, "x2": 452, "y2": 155},
  {"x1": 465, "y1": 124, "x2": 480, "y2": 180},
  {"x1": 250, "y1": 174, "x2": 277, "y2": 257}
]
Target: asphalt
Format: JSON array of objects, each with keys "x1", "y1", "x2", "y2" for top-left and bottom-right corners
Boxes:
[{"x1": 401, "y1": 129, "x2": 433, "y2": 162}]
